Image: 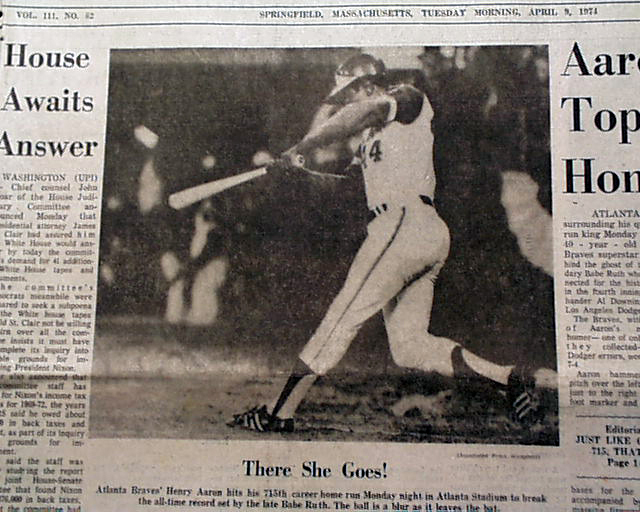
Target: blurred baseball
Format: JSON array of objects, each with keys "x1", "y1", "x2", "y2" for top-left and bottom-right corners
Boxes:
[
  {"x1": 134, "y1": 125, "x2": 159, "y2": 149},
  {"x1": 202, "y1": 154, "x2": 216, "y2": 169}
]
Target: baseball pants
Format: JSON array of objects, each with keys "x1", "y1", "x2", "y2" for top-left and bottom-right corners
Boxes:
[{"x1": 300, "y1": 198, "x2": 451, "y2": 376}]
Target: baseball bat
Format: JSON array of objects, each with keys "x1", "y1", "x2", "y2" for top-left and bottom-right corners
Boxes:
[{"x1": 168, "y1": 166, "x2": 267, "y2": 210}]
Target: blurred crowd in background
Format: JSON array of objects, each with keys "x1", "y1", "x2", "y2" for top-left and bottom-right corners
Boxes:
[{"x1": 97, "y1": 46, "x2": 554, "y2": 370}]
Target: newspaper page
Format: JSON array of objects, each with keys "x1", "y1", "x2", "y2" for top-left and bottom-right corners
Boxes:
[{"x1": 0, "y1": 0, "x2": 639, "y2": 511}]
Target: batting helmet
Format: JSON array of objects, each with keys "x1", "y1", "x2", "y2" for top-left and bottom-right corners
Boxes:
[{"x1": 327, "y1": 53, "x2": 386, "y2": 103}]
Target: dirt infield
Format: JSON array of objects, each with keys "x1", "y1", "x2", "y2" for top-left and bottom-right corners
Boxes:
[{"x1": 89, "y1": 317, "x2": 558, "y2": 445}]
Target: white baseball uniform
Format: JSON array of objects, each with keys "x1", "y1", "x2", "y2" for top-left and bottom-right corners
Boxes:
[{"x1": 300, "y1": 84, "x2": 452, "y2": 375}]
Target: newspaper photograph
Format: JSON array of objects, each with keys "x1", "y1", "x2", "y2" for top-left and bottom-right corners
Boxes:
[
  {"x1": 90, "y1": 45, "x2": 557, "y2": 446},
  {"x1": 0, "y1": 1, "x2": 639, "y2": 511}
]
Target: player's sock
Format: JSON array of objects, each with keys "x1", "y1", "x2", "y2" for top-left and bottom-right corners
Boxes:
[
  {"x1": 269, "y1": 359, "x2": 318, "y2": 419},
  {"x1": 407, "y1": 334, "x2": 459, "y2": 377},
  {"x1": 458, "y1": 348, "x2": 513, "y2": 386},
  {"x1": 271, "y1": 374, "x2": 318, "y2": 419}
]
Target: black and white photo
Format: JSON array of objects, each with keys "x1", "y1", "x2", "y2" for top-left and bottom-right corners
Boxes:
[{"x1": 91, "y1": 46, "x2": 558, "y2": 445}]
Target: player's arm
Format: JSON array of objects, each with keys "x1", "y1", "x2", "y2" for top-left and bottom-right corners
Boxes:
[
  {"x1": 291, "y1": 97, "x2": 392, "y2": 155},
  {"x1": 291, "y1": 85, "x2": 423, "y2": 154},
  {"x1": 308, "y1": 102, "x2": 341, "y2": 131}
]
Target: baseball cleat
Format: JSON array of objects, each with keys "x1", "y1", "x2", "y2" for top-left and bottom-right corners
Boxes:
[
  {"x1": 453, "y1": 346, "x2": 543, "y2": 425},
  {"x1": 228, "y1": 405, "x2": 294, "y2": 433},
  {"x1": 507, "y1": 367, "x2": 541, "y2": 425}
]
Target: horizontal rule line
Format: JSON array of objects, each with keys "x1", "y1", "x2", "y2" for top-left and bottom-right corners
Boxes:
[
  {"x1": 5, "y1": 18, "x2": 640, "y2": 28},
  {"x1": 577, "y1": 476, "x2": 640, "y2": 481},
  {"x1": 5, "y1": 1, "x2": 640, "y2": 8},
  {"x1": 576, "y1": 415, "x2": 640, "y2": 419}
]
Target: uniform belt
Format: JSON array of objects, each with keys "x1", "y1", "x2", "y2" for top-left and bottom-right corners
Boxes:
[{"x1": 368, "y1": 195, "x2": 433, "y2": 223}]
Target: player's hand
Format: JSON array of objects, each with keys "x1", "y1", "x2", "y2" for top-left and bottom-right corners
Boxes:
[
  {"x1": 266, "y1": 157, "x2": 292, "y2": 174},
  {"x1": 282, "y1": 146, "x2": 307, "y2": 169},
  {"x1": 268, "y1": 149, "x2": 306, "y2": 173}
]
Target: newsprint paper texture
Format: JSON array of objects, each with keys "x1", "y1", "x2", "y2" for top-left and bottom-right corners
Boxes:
[{"x1": 1, "y1": 0, "x2": 640, "y2": 510}]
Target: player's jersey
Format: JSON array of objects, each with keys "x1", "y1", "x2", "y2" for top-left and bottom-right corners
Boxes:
[{"x1": 356, "y1": 84, "x2": 435, "y2": 210}]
